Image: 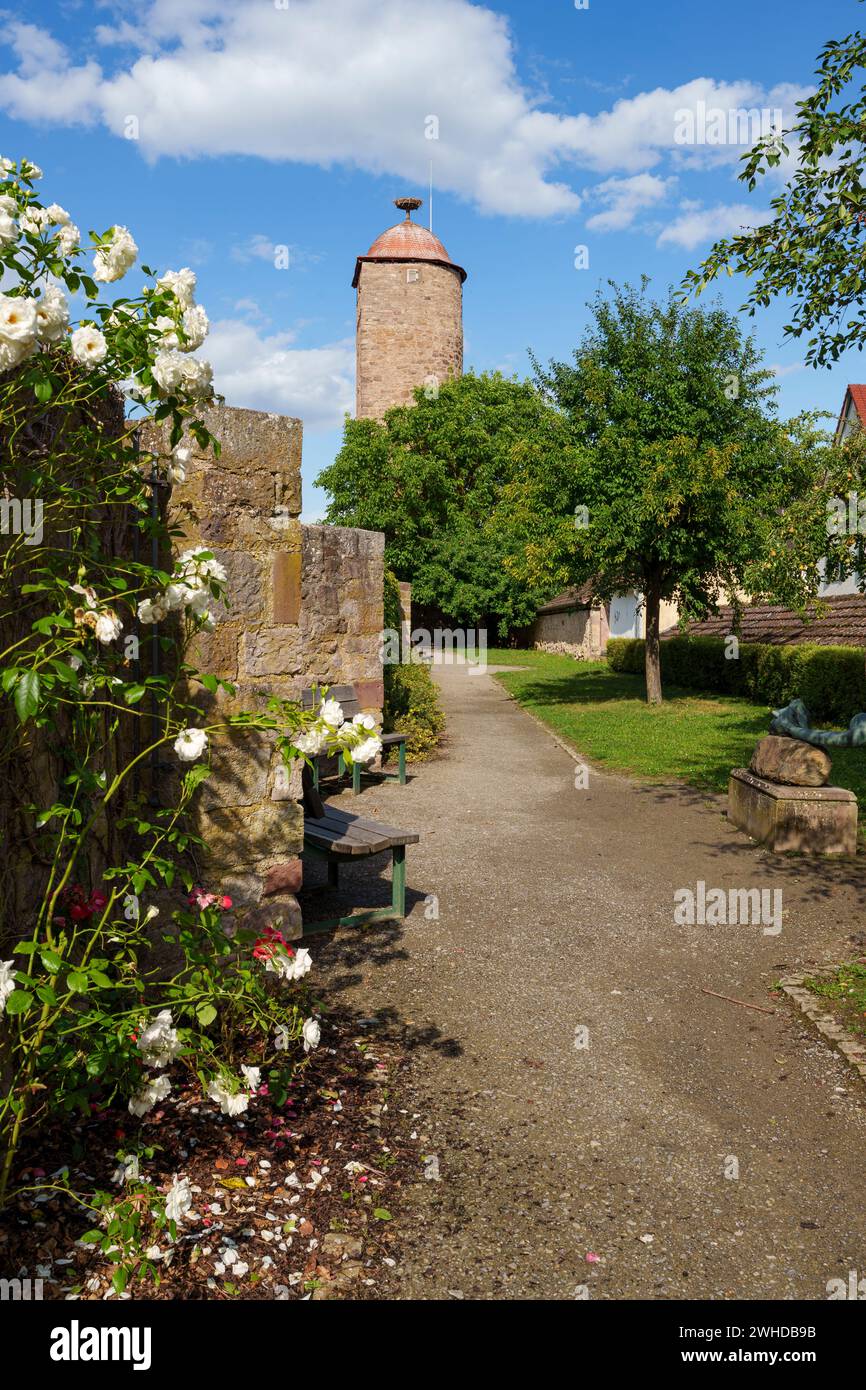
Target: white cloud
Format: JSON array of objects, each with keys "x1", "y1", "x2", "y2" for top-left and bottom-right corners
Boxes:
[
  {"x1": 585, "y1": 173, "x2": 675, "y2": 232},
  {"x1": 0, "y1": 3, "x2": 806, "y2": 219},
  {"x1": 231, "y1": 235, "x2": 280, "y2": 266},
  {"x1": 657, "y1": 202, "x2": 773, "y2": 251},
  {"x1": 206, "y1": 318, "x2": 353, "y2": 432}
]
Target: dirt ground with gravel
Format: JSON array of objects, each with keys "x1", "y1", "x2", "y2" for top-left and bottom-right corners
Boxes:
[{"x1": 305, "y1": 661, "x2": 866, "y2": 1301}]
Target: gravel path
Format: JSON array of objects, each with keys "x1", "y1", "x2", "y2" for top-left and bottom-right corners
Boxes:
[{"x1": 309, "y1": 664, "x2": 866, "y2": 1300}]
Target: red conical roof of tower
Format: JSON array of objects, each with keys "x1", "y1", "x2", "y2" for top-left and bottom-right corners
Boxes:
[{"x1": 352, "y1": 198, "x2": 467, "y2": 287}]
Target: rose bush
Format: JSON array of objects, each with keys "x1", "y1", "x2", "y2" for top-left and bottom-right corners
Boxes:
[{"x1": 0, "y1": 158, "x2": 383, "y2": 1290}]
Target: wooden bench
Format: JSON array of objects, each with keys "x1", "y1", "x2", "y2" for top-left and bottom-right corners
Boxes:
[
  {"x1": 300, "y1": 683, "x2": 408, "y2": 792},
  {"x1": 300, "y1": 764, "x2": 419, "y2": 934}
]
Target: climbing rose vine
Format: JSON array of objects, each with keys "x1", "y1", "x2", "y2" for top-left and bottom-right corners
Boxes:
[{"x1": 0, "y1": 158, "x2": 382, "y2": 1290}]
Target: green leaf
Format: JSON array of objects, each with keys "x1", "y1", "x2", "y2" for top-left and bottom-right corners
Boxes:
[
  {"x1": 14, "y1": 670, "x2": 40, "y2": 723},
  {"x1": 33, "y1": 379, "x2": 53, "y2": 402},
  {"x1": 67, "y1": 972, "x2": 89, "y2": 994},
  {"x1": 373, "y1": 1208, "x2": 392, "y2": 1221},
  {"x1": 40, "y1": 949, "x2": 62, "y2": 974},
  {"x1": 5, "y1": 988, "x2": 33, "y2": 1016},
  {"x1": 195, "y1": 1003, "x2": 217, "y2": 1026}
]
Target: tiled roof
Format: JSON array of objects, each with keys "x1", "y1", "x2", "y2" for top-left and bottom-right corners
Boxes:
[
  {"x1": 666, "y1": 594, "x2": 866, "y2": 648},
  {"x1": 836, "y1": 384, "x2": 866, "y2": 441},
  {"x1": 352, "y1": 209, "x2": 466, "y2": 287},
  {"x1": 536, "y1": 583, "x2": 594, "y2": 615}
]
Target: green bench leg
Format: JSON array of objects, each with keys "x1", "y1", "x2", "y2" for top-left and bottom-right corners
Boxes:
[
  {"x1": 391, "y1": 844, "x2": 406, "y2": 917},
  {"x1": 313, "y1": 760, "x2": 320, "y2": 791},
  {"x1": 352, "y1": 760, "x2": 361, "y2": 794},
  {"x1": 398, "y1": 741, "x2": 406, "y2": 785}
]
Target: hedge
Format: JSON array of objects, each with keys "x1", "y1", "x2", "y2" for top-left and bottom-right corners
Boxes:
[
  {"x1": 606, "y1": 635, "x2": 866, "y2": 725},
  {"x1": 383, "y1": 568, "x2": 446, "y2": 759}
]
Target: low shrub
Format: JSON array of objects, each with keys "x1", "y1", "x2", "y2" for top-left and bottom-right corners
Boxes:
[
  {"x1": 382, "y1": 568, "x2": 445, "y2": 759},
  {"x1": 384, "y1": 658, "x2": 445, "y2": 759},
  {"x1": 605, "y1": 636, "x2": 866, "y2": 724}
]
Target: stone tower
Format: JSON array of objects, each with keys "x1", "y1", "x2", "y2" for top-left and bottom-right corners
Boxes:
[{"x1": 353, "y1": 197, "x2": 466, "y2": 421}]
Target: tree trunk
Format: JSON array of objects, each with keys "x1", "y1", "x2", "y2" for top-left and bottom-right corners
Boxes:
[{"x1": 644, "y1": 573, "x2": 663, "y2": 705}]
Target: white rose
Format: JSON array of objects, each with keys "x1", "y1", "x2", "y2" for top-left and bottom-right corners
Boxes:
[
  {"x1": 167, "y1": 459, "x2": 186, "y2": 486},
  {"x1": 57, "y1": 222, "x2": 80, "y2": 255},
  {"x1": 46, "y1": 203, "x2": 70, "y2": 225},
  {"x1": 70, "y1": 324, "x2": 108, "y2": 370},
  {"x1": 137, "y1": 596, "x2": 168, "y2": 624},
  {"x1": 0, "y1": 293, "x2": 37, "y2": 345},
  {"x1": 112, "y1": 1154, "x2": 140, "y2": 1186},
  {"x1": 164, "y1": 582, "x2": 191, "y2": 611},
  {"x1": 20, "y1": 160, "x2": 42, "y2": 179},
  {"x1": 138, "y1": 1009, "x2": 182, "y2": 1068},
  {"x1": 0, "y1": 959, "x2": 16, "y2": 1015},
  {"x1": 151, "y1": 348, "x2": 185, "y2": 395},
  {"x1": 94, "y1": 609, "x2": 122, "y2": 643},
  {"x1": 207, "y1": 1077, "x2": 249, "y2": 1117},
  {"x1": 174, "y1": 727, "x2": 208, "y2": 762},
  {"x1": 181, "y1": 303, "x2": 209, "y2": 350},
  {"x1": 19, "y1": 206, "x2": 49, "y2": 235},
  {"x1": 92, "y1": 224, "x2": 138, "y2": 282},
  {"x1": 128, "y1": 1073, "x2": 171, "y2": 1117},
  {"x1": 165, "y1": 1175, "x2": 192, "y2": 1225},
  {"x1": 157, "y1": 267, "x2": 197, "y2": 308},
  {"x1": 273, "y1": 1024, "x2": 290, "y2": 1051},
  {"x1": 180, "y1": 356, "x2": 213, "y2": 400},
  {"x1": 0, "y1": 340, "x2": 29, "y2": 372},
  {"x1": 35, "y1": 286, "x2": 69, "y2": 343},
  {"x1": 293, "y1": 726, "x2": 328, "y2": 757},
  {"x1": 186, "y1": 586, "x2": 211, "y2": 616},
  {"x1": 155, "y1": 314, "x2": 180, "y2": 350},
  {"x1": 0, "y1": 211, "x2": 16, "y2": 248},
  {"x1": 178, "y1": 548, "x2": 226, "y2": 584},
  {"x1": 241, "y1": 1065, "x2": 261, "y2": 1093},
  {"x1": 302, "y1": 1017, "x2": 321, "y2": 1052},
  {"x1": 352, "y1": 712, "x2": 377, "y2": 731},
  {"x1": 123, "y1": 894, "x2": 139, "y2": 921},
  {"x1": 292, "y1": 947, "x2": 313, "y2": 979},
  {"x1": 347, "y1": 735, "x2": 382, "y2": 767},
  {"x1": 319, "y1": 698, "x2": 344, "y2": 729},
  {"x1": 0, "y1": 157, "x2": 14, "y2": 175}
]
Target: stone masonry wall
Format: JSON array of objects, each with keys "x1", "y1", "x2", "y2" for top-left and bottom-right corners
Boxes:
[
  {"x1": 531, "y1": 605, "x2": 607, "y2": 659},
  {"x1": 300, "y1": 524, "x2": 385, "y2": 713},
  {"x1": 355, "y1": 259, "x2": 463, "y2": 420},
  {"x1": 138, "y1": 404, "x2": 386, "y2": 938},
  {"x1": 139, "y1": 404, "x2": 306, "y2": 935}
]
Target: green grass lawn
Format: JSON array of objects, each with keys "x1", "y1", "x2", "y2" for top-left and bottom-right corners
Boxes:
[{"x1": 485, "y1": 648, "x2": 866, "y2": 816}]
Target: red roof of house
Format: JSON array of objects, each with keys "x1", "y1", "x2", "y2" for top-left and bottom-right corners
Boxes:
[
  {"x1": 836, "y1": 384, "x2": 866, "y2": 440},
  {"x1": 667, "y1": 594, "x2": 866, "y2": 647},
  {"x1": 536, "y1": 584, "x2": 595, "y2": 615}
]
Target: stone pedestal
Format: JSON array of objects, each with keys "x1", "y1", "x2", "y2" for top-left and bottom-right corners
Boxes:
[{"x1": 728, "y1": 768, "x2": 857, "y2": 856}]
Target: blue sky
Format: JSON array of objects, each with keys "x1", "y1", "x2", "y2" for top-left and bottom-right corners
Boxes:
[{"x1": 0, "y1": 0, "x2": 861, "y2": 518}]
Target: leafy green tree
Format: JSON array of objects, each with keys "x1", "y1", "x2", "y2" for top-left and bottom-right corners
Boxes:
[
  {"x1": 519, "y1": 281, "x2": 854, "y2": 703},
  {"x1": 317, "y1": 372, "x2": 568, "y2": 637},
  {"x1": 682, "y1": 25, "x2": 866, "y2": 366}
]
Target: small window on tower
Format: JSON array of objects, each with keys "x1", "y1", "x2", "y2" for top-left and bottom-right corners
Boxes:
[{"x1": 406, "y1": 267, "x2": 420, "y2": 283}]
